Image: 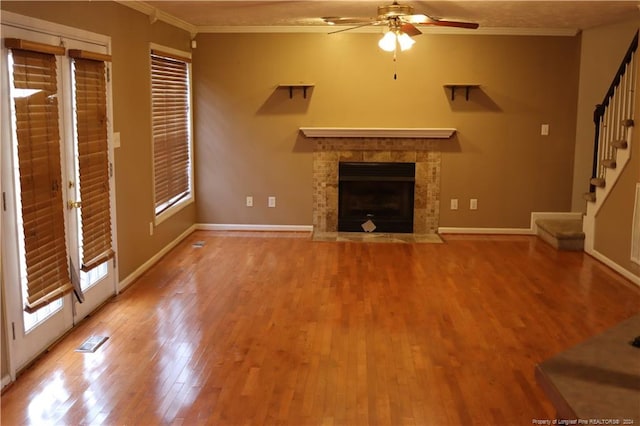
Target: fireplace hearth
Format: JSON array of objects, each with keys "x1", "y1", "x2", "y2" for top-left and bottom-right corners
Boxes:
[{"x1": 338, "y1": 162, "x2": 415, "y2": 233}]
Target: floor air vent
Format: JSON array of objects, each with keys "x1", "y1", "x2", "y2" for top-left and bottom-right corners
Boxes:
[{"x1": 76, "y1": 336, "x2": 109, "y2": 353}]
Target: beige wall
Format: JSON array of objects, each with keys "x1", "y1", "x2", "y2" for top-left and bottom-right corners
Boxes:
[
  {"x1": 1, "y1": 1, "x2": 197, "y2": 281},
  {"x1": 572, "y1": 19, "x2": 640, "y2": 212},
  {"x1": 595, "y1": 116, "x2": 640, "y2": 278},
  {"x1": 1, "y1": 276, "x2": 6, "y2": 379},
  {"x1": 194, "y1": 32, "x2": 580, "y2": 228}
]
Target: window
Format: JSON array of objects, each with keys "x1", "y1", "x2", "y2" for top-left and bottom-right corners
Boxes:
[{"x1": 150, "y1": 47, "x2": 193, "y2": 221}]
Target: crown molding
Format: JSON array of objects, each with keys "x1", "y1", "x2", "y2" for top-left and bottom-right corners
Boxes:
[
  {"x1": 196, "y1": 25, "x2": 579, "y2": 37},
  {"x1": 114, "y1": 1, "x2": 197, "y2": 37}
]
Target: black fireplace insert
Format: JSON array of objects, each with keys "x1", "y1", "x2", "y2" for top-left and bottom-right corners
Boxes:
[{"x1": 338, "y1": 162, "x2": 415, "y2": 233}]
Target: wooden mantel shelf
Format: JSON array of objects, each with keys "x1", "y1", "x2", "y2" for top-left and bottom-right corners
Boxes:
[{"x1": 300, "y1": 127, "x2": 456, "y2": 139}]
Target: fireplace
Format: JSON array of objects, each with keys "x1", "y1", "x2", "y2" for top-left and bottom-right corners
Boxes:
[
  {"x1": 311, "y1": 137, "x2": 442, "y2": 234},
  {"x1": 338, "y1": 162, "x2": 415, "y2": 233}
]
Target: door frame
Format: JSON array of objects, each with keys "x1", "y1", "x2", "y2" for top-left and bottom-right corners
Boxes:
[{"x1": 0, "y1": 11, "x2": 119, "y2": 381}]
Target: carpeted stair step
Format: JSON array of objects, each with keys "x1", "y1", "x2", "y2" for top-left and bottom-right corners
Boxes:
[
  {"x1": 611, "y1": 140, "x2": 628, "y2": 149},
  {"x1": 583, "y1": 192, "x2": 596, "y2": 202},
  {"x1": 590, "y1": 177, "x2": 606, "y2": 188},
  {"x1": 602, "y1": 158, "x2": 617, "y2": 169},
  {"x1": 535, "y1": 218, "x2": 584, "y2": 251}
]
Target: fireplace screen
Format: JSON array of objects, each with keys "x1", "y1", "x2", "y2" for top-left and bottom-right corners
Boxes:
[{"x1": 338, "y1": 162, "x2": 415, "y2": 233}]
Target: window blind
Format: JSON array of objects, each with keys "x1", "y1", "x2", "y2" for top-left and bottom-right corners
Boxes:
[
  {"x1": 71, "y1": 54, "x2": 114, "y2": 271},
  {"x1": 9, "y1": 45, "x2": 72, "y2": 313},
  {"x1": 150, "y1": 50, "x2": 191, "y2": 214}
]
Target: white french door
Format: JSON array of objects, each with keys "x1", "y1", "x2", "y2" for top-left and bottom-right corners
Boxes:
[
  {"x1": 1, "y1": 14, "x2": 117, "y2": 374},
  {"x1": 64, "y1": 37, "x2": 116, "y2": 322}
]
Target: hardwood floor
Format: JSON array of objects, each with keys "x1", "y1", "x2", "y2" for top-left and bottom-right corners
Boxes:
[{"x1": 2, "y1": 231, "x2": 639, "y2": 425}]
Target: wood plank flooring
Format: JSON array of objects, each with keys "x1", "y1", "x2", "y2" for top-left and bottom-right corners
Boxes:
[{"x1": 2, "y1": 232, "x2": 639, "y2": 425}]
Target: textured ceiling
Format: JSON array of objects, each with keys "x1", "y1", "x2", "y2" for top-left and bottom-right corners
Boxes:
[{"x1": 142, "y1": 1, "x2": 640, "y2": 31}]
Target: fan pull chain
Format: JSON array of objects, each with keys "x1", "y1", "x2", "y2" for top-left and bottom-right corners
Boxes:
[{"x1": 393, "y1": 50, "x2": 397, "y2": 80}]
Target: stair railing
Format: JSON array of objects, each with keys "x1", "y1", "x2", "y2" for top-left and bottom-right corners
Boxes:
[{"x1": 590, "y1": 30, "x2": 638, "y2": 194}]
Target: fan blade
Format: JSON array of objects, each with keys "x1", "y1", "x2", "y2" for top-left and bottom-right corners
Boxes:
[
  {"x1": 427, "y1": 19, "x2": 479, "y2": 29},
  {"x1": 404, "y1": 13, "x2": 479, "y2": 29},
  {"x1": 323, "y1": 17, "x2": 375, "y2": 25},
  {"x1": 328, "y1": 21, "x2": 380, "y2": 34},
  {"x1": 404, "y1": 14, "x2": 429, "y2": 24},
  {"x1": 400, "y1": 22, "x2": 422, "y2": 37}
]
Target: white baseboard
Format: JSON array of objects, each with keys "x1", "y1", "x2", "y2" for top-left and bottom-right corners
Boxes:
[
  {"x1": 2, "y1": 374, "x2": 12, "y2": 390},
  {"x1": 439, "y1": 212, "x2": 586, "y2": 236},
  {"x1": 586, "y1": 248, "x2": 640, "y2": 288},
  {"x1": 196, "y1": 223, "x2": 313, "y2": 232},
  {"x1": 438, "y1": 227, "x2": 533, "y2": 235},
  {"x1": 117, "y1": 224, "x2": 197, "y2": 293}
]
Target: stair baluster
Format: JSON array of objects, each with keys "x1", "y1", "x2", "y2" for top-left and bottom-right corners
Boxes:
[{"x1": 588, "y1": 31, "x2": 638, "y2": 198}]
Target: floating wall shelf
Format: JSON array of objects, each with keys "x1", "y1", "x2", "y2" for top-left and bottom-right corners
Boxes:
[
  {"x1": 278, "y1": 83, "x2": 315, "y2": 99},
  {"x1": 444, "y1": 84, "x2": 480, "y2": 101},
  {"x1": 300, "y1": 127, "x2": 456, "y2": 139}
]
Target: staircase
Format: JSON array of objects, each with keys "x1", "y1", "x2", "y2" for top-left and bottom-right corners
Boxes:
[
  {"x1": 536, "y1": 217, "x2": 585, "y2": 251},
  {"x1": 583, "y1": 31, "x2": 638, "y2": 253}
]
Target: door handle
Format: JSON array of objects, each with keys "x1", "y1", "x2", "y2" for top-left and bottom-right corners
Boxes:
[{"x1": 68, "y1": 200, "x2": 82, "y2": 209}]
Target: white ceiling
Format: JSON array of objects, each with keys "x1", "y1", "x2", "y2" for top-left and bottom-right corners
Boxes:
[{"x1": 133, "y1": 0, "x2": 640, "y2": 34}]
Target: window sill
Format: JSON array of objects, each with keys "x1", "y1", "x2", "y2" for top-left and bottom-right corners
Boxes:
[{"x1": 154, "y1": 195, "x2": 194, "y2": 226}]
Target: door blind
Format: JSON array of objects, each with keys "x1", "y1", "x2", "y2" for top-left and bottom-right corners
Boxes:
[
  {"x1": 71, "y1": 55, "x2": 114, "y2": 271},
  {"x1": 9, "y1": 45, "x2": 73, "y2": 313},
  {"x1": 150, "y1": 51, "x2": 191, "y2": 214}
]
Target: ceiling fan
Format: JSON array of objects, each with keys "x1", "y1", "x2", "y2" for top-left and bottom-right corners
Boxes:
[{"x1": 323, "y1": 1, "x2": 479, "y2": 51}]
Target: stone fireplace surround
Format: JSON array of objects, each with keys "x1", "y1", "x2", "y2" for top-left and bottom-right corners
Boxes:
[{"x1": 312, "y1": 138, "x2": 442, "y2": 234}]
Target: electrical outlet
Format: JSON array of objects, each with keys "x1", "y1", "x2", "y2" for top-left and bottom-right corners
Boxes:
[
  {"x1": 450, "y1": 199, "x2": 458, "y2": 210},
  {"x1": 149, "y1": 222, "x2": 154, "y2": 236},
  {"x1": 268, "y1": 196, "x2": 276, "y2": 208},
  {"x1": 246, "y1": 196, "x2": 253, "y2": 207},
  {"x1": 470, "y1": 199, "x2": 478, "y2": 210}
]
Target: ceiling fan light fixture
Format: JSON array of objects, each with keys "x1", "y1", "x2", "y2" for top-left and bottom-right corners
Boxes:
[
  {"x1": 378, "y1": 31, "x2": 397, "y2": 52},
  {"x1": 396, "y1": 32, "x2": 415, "y2": 51},
  {"x1": 378, "y1": 29, "x2": 414, "y2": 52}
]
